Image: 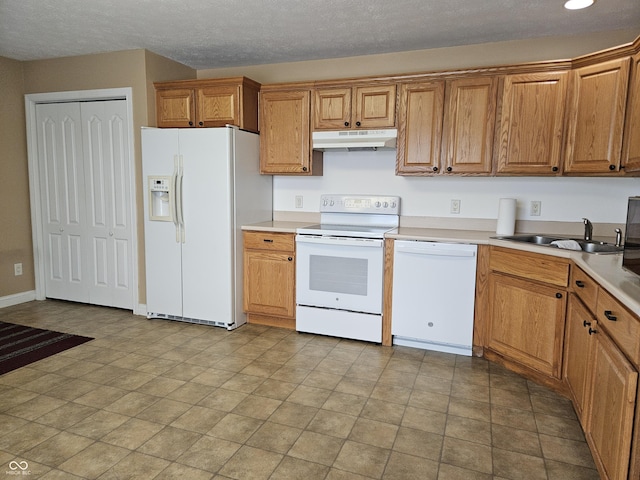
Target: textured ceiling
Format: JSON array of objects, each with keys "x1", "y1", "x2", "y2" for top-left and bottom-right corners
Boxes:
[{"x1": 1, "y1": 0, "x2": 639, "y2": 69}]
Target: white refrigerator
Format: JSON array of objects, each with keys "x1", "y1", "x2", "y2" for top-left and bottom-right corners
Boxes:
[{"x1": 141, "y1": 126, "x2": 272, "y2": 329}]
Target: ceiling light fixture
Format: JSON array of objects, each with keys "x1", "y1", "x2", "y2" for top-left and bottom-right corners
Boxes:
[{"x1": 564, "y1": 0, "x2": 595, "y2": 10}]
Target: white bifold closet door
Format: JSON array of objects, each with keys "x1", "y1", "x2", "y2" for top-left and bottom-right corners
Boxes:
[{"x1": 35, "y1": 100, "x2": 133, "y2": 309}]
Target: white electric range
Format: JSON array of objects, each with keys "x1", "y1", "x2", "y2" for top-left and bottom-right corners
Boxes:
[{"x1": 295, "y1": 194, "x2": 400, "y2": 343}]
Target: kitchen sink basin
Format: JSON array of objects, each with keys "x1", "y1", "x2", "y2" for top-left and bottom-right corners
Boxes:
[{"x1": 493, "y1": 234, "x2": 623, "y2": 254}]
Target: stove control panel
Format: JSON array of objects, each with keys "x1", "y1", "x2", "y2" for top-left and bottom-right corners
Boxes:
[{"x1": 319, "y1": 194, "x2": 400, "y2": 215}]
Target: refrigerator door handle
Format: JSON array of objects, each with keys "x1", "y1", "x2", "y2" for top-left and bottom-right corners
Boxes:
[
  {"x1": 176, "y1": 155, "x2": 185, "y2": 243},
  {"x1": 171, "y1": 155, "x2": 180, "y2": 242}
]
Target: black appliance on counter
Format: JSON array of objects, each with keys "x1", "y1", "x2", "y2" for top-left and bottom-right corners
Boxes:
[{"x1": 623, "y1": 196, "x2": 640, "y2": 276}]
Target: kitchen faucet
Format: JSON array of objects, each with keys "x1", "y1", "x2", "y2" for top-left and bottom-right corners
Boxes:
[{"x1": 582, "y1": 218, "x2": 593, "y2": 241}]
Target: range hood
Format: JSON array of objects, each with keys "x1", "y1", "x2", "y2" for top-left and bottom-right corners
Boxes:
[{"x1": 312, "y1": 129, "x2": 397, "y2": 151}]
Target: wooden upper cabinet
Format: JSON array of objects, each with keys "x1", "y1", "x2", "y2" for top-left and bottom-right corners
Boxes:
[
  {"x1": 313, "y1": 88, "x2": 352, "y2": 129},
  {"x1": 156, "y1": 88, "x2": 196, "y2": 128},
  {"x1": 496, "y1": 71, "x2": 568, "y2": 175},
  {"x1": 623, "y1": 52, "x2": 640, "y2": 173},
  {"x1": 441, "y1": 76, "x2": 498, "y2": 174},
  {"x1": 259, "y1": 88, "x2": 321, "y2": 175},
  {"x1": 564, "y1": 58, "x2": 631, "y2": 174},
  {"x1": 155, "y1": 77, "x2": 260, "y2": 132},
  {"x1": 396, "y1": 81, "x2": 445, "y2": 174},
  {"x1": 313, "y1": 84, "x2": 396, "y2": 130}
]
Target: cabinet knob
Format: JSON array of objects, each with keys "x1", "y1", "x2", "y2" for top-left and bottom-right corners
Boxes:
[
  {"x1": 432, "y1": 166, "x2": 438, "y2": 172},
  {"x1": 302, "y1": 166, "x2": 308, "y2": 172},
  {"x1": 555, "y1": 292, "x2": 563, "y2": 299},
  {"x1": 188, "y1": 121, "x2": 193, "y2": 126},
  {"x1": 446, "y1": 166, "x2": 452, "y2": 172},
  {"x1": 552, "y1": 166, "x2": 558, "y2": 172},
  {"x1": 583, "y1": 320, "x2": 591, "y2": 327},
  {"x1": 589, "y1": 327, "x2": 597, "y2": 335},
  {"x1": 344, "y1": 122, "x2": 350, "y2": 127},
  {"x1": 604, "y1": 310, "x2": 617, "y2": 321},
  {"x1": 575, "y1": 280, "x2": 585, "y2": 288},
  {"x1": 287, "y1": 257, "x2": 293, "y2": 261},
  {"x1": 198, "y1": 121, "x2": 204, "y2": 126},
  {"x1": 609, "y1": 164, "x2": 616, "y2": 171},
  {"x1": 355, "y1": 121, "x2": 361, "y2": 127}
]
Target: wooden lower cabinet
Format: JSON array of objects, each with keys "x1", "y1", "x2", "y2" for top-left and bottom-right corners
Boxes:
[
  {"x1": 242, "y1": 231, "x2": 295, "y2": 329},
  {"x1": 487, "y1": 272, "x2": 567, "y2": 379},
  {"x1": 563, "y1": 294, "x2": 597, "y2": 421},
  {"x1": 585, "y1": 328, "x2": 637, "y2": 480}
]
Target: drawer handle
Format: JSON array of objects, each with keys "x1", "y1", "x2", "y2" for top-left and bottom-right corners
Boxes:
[
  {"x1": 263, "y1": 239, "x2": 274, "y2": 243},
  {"x1": 287, "y1": 257, "x2": 293, "y2": 261},
  {"x1": 589, "y1": 327, "x2": 597, "y2": 335},
  {"x1": 555, "y1": 293, "x2": 563, "y2": 299},
  {"x1": 604, "y1": 310, "x2": 617, "y2": 321},
  {"x1": 583, "y1": 320, "x2": 591, "y2": 327},
  {"x1": 575, "y1": 280, "x2": 585, "y2": 288}
]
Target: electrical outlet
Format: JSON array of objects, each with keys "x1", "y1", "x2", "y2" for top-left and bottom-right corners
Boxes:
[
  {"x1": 295, "y1": 195, "x2": 303, "y2": 208},
  {"x1": 14, "y1": 263, "x2": 23, "y2": 276},
  {"x1": 530, "y1": 200, "x2": 542, "y2": 216},
  {"x1": 451, "y1": 199, "x2": 461, "y2": 214}
]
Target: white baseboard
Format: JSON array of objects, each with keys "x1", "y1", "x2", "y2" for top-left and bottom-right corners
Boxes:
[{"x1": 0, "y1": 291, "x2": 37, "y2": 309}]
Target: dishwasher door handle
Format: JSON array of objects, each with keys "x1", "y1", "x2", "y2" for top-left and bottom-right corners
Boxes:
[{"x1": 396, "y1": 246, "x2": 476, "y2": 257}]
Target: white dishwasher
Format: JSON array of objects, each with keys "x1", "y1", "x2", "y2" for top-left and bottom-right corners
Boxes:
[{"x1": 391, "y1": 240, "x2": 477, "y2": 356}]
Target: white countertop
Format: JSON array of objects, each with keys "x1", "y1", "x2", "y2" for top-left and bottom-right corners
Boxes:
[{"x1": 243, "y1": 222, "x2": 640, "y2": 317}]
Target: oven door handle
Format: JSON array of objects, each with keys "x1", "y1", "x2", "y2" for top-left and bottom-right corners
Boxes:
[{"x1": 295, "y1": 235, "x2": 383, "y2": 248}]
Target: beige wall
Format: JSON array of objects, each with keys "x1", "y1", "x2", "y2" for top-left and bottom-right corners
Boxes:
[
  {"x1": 0, "y1": 56, "x2": 33, "y2": 297},
  {"x1": 197, "y1": 29, "x2": 639, "y2": 83},
  {"x1": 7, "y1": 50, "x2": 194, "y2": 305}
]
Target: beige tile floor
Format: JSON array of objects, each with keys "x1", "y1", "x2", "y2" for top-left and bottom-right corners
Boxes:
[{"x1": 0, "y1": 300, "x2": 599, "y2": 479}]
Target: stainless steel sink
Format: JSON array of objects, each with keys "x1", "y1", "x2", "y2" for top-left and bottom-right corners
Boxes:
[
  {"x1": 493, "y1": 234, "x2": 623, "y2": 254},
  {"x1": 575, "y1": 240, "x2": 624, "y2": 254}
]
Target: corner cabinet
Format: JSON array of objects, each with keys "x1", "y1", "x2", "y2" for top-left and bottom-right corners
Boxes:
[
  {"x1": 563, "y1": 57, "x2": 631, "y2": 174},
  {"x1": 623, "y1": 51, "x2": 640, "y2": 173},
  {"x1": 396, "y1": 76, "x2": 496, "y2": 175},
  {"x1": 495, "y1": 71, "x2": 568, "y2": 175},
  {"x1": 259, "y1": 86, "x2": 322, "y2": 175},
  {"x1": 243, "y1": 231, "x2": 296, "y2": 329},
  {"x1": 155, "y1": 77, "x2": 260, "y2": 132},
  {"x1": 313, "y1": 83, "x2": 396, "y2": 130},
  {"x1": 485, "y1": 247, "x2": 569, "y2": 385}
]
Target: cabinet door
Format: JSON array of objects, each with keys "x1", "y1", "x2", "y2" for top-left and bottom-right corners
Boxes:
[
  {"x1": 623, "y1": 52, "x2": 640, "y2": 173},
  {"x1": 586, "y1": 329, "x2": 637, "y2": 480},
  {"x1": 313, "y1": 88, "x2": 352, "y2": 129},
  {"x1": 564, "y1": 58, "x2": 630, "y2": 174},
  {"x1": 488, "y1": 273, "x2": 567, "y2": 378},
  {"x1": 260, "y1": 90, "x2": 314, "y2": 174},
  {"x1": 156, "y1": 89, "x2": 195, "y2": 128},
  {"x1": 197, "y1": 85, "x2": 239, "y2": 128},
  {"x1": 442, "y1": 77, "x2": 497, "y2": 174},
  {"x1": 243, "y1": 250, "x2": 295, "y2": 318},
  {"x1": 396, "y1": 81, "x2": 445, "y2": 174},
  {"x1": 354, "y1": 84, "x2": 397, "y2": 129},
  {"x1": 496, "y1": 72, "x2": 568, "y2": 175},
  {"x1": 563, "y1": 295, "x2": 596, "y2": 421}
]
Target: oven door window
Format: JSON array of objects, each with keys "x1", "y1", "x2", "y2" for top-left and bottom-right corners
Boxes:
[
  {"x1": 296, "y1": 237, "x2": 384, "y2": 314},
  {"x1": 309, "y1": 255, "x2": 368, "y2": 296}
]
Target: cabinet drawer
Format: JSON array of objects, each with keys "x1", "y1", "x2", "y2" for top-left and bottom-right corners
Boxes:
[
  {"x1": 490, "y1": 247, "x2": 570, "y2": 287},
  {"x1": 570, "y1": 265, "x2": 598, "y2": 314},
  {"x1": 596, "y1": 288, "x2": 640, "y2": 366},
  {"x1": 243, "y1": 231, "x2": 295, "y2": 252}
]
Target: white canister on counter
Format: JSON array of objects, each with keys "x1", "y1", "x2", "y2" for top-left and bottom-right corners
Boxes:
[{"x1": 496, "y1": 198, "x2": 517, "y2": 235}]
